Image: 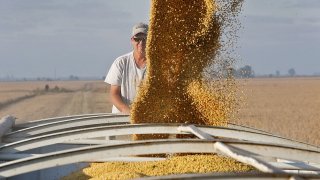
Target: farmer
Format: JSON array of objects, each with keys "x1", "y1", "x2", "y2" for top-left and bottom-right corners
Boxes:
[{"x1": 104, "y1": 23, "x2": 148, "y2": 114}]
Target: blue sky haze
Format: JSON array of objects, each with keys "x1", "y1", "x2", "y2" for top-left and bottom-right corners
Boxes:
[{"x1": 0, "y1": 0, "x2": 319, "y2": 78}]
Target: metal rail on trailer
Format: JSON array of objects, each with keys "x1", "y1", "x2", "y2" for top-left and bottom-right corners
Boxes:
[{"x1": 0, "y1": 114, "x2": 319, "y2": 179}]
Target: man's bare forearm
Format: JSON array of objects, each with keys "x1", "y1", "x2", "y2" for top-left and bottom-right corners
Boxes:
[
  {"x1": 110, "y1": 94, "x2": 130, "y2": 114},
  {"x1": 110, "y1": 85, "x2": 130, "y2": 114}
]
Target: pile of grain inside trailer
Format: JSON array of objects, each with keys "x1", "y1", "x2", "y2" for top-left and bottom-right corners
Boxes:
[{"x1": 0, "y1": 114, "x2": 320, "y2": 179}]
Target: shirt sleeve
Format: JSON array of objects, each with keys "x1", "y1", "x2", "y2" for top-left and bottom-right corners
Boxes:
[{"x1": 105, "y1": 58, "x2": 123, "y2": 86}]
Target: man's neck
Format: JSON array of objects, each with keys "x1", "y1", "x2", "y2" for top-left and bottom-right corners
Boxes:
[{"x1": 133, "y1": 51, "x2": 146, "y2": 69}]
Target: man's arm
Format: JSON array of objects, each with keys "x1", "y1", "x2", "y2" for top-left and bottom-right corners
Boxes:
[{"x1": 109, "y1": 85, "x2": 130, "y2": 114}]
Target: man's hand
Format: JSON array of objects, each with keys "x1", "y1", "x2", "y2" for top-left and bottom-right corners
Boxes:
[
  {"x1": 121, "y1": 106, "x2": 130, "y2": 115},
  {"x1": 110, "y1": 85, "x2": 130, "y2": 114}
]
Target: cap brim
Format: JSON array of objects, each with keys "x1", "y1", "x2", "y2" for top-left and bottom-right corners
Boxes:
[{"x1": 132, "y1": 28, "x2": 148, "y2": 37}]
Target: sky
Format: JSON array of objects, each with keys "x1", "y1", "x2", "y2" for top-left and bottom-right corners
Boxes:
[{"x1": 0, "y1": 0, "x2": 319, "y2": 79}]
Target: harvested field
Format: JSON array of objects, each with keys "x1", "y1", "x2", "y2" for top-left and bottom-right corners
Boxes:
[
  {"x1": 0, "y1": 80, "x2": 112, "y2": 123},
  {"x1": 0, "y1": 81, "x2": 90, "y2": 107},
  {"x1": 0, "y1": 78, "x2": 319, "y2": 146},
  {"x1": 235, "y1": 77, "x2": 320, "y2": 147}
]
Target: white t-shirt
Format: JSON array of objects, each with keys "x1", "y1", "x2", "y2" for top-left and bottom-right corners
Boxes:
[{"x1": 105, "y1": 51, "x2": 146, "y2": 113}]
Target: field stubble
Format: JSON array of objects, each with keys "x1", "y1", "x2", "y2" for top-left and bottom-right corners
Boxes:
[
  {"x1": 0, "y1": 81, "x2": 112, "y2": 122},
  {"x1": 234, "y1": 77, "x2": 320, "y2": 146}
]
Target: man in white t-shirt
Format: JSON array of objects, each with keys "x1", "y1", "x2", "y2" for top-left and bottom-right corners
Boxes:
[{"x1": 105, "y1": 23, "x2": 148, "y2": 114}]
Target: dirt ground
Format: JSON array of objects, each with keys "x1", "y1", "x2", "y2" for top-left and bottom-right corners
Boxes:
[
  {"x1": 0, "y1": 78, "x2": 319, "y2": 146},
  {"x1": 0, "y1": 80, "x2": 112, "y2": 122}
]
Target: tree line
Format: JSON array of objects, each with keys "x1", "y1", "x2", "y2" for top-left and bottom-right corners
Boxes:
[{"x1": 233, "y1": 65, "x2": 297, "y2": 78}]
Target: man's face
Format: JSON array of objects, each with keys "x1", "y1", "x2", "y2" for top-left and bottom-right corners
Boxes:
[{"x1": 131, "y1": 33, "x2": 147, "y2": 56}]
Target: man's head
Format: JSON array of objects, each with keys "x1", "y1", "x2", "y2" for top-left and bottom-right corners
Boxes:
[
  {"x1": 131, "y1": 23, "x2": 148, "y2": 56},
  {"x1": 132, "y1": 22, "x2": 148, "y2": 37}
]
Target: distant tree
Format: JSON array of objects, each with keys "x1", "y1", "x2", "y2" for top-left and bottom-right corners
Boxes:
[
  {"x1": 69, "y1": 75, "x2": 79, "y2": 80},
  {"x1": 45, "y1": 84, "x2": 49, "y2": 91},
  {"x1": 276, "y1": 70, "x2": 280, "y2": 77},
  {"x1": 227, "y1": 68, "x2": 237, "y2": 78},
  {"x1": 288, "y1": 68, "x2": 296, "y2": 77},
  {"x1": 53, "y1": 85, "x2": 60, "y2": 92},
  {"x1": 236, "y1": 65, "x2": 254, "y2": 78}
]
